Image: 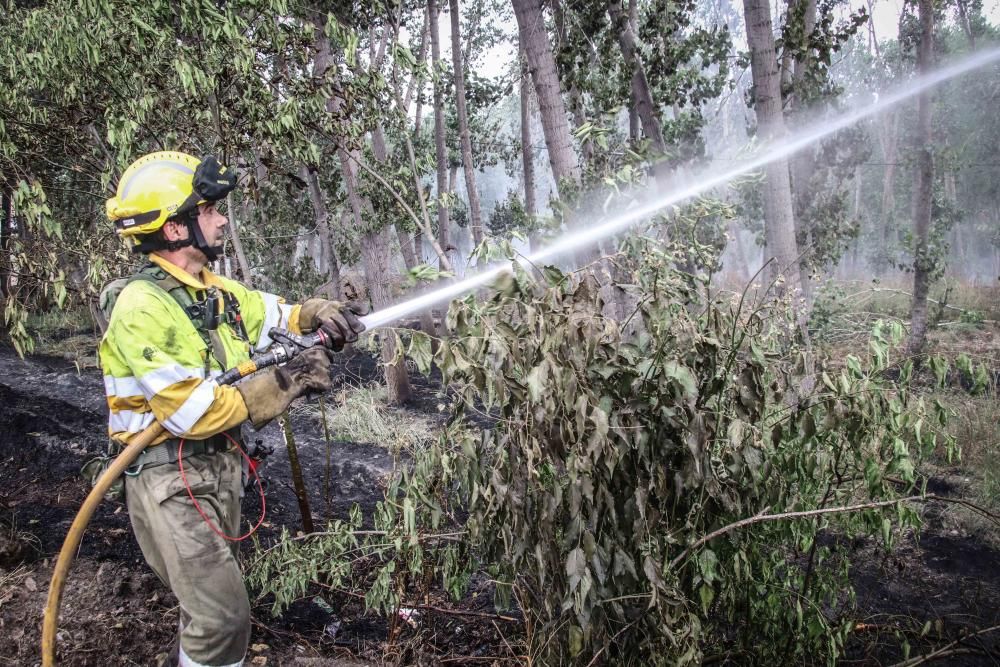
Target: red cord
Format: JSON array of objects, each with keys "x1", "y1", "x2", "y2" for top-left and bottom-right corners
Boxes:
[{"x1": 177, "y1": 433, "x2": 266, "y2": 542}]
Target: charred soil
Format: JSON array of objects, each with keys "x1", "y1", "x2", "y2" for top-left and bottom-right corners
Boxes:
[{"x1": 1, "y1": 348, "x2": 999, "y2": 665}]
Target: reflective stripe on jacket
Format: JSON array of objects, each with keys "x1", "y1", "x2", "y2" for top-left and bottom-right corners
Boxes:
[{"x1": 99, "y1": 255, "x2": 302, "y2": 445}]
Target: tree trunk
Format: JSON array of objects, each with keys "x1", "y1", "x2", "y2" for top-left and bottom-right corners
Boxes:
[
  {"x1": 300, "y1": 165, "x2": 342, "y2": 299},
  {"x1": 311, "y1": 15, "x2": 412, "y2": 403},
  {"x1": 955, "y1": 0, "x2": 976, "y2": 47},
  {"x1": 207, "y1": 91, "x2": 254, "y2": 287},
  {"x1": 339, "y1": 147, "x2": 412, "y2": 404},
  {"x1": 627, "y1": 0, "x2": 641, "y2": 145},
  {"x1": 906, "y1": 0, "x2": 934, "y2": 358},
  {"x1": 520, "y1": 48, "x2": 539, "y2": 249},
  {"x1": 0, "y1": 182, "x2": 10, "y2": 301},
  {"x1": 743, "y1": 0, "x2": 803, "y2": 300},
  {"x1": 429, "y1": 0, "x2": 453, "y2": 268},
  {"x1": 512, "y1": 0, "x2": 581, "y2": 194},
  {"x1": 449, "y1": 0, "x2": 485, "y2": 246},
  {"x1": 944, "y1": 170, "x2": 963, "y2": 277},
  {"x1": 607, "y1": 2, "x2": 666, "y2": 155},
  {"x1": 369, "y1": 122, "x2": 420, "y2": 273},
  {"x1": 784, "y1": 0, "x2": 817, "y2": 302},
  {"x1": 877, "y1": 112, "x2": 899, "y2": 255},
  {"x1": 404, "y1": 9, "x2": 431, "y2": 112}
]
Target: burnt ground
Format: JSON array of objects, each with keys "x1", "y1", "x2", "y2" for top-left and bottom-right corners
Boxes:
[{"x1": 1, "y1": 347, "x2": 999, "y2": 666}]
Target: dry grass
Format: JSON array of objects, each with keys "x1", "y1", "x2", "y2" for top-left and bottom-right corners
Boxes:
[{"x1": 292, "y1": 384, "x2": 440, "y2": 456}]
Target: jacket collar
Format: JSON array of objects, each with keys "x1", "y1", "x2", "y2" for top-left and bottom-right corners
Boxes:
[{"x1": 148, "y1": 254, "x2": 227, "y2": 291}]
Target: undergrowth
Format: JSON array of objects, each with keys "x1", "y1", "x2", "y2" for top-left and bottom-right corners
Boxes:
[
  {"x1": 251, "y1": 238, "x2": 956, "y2": 665},
  {"x1": 291, "y1": 384, "x2": 439, "y2": 456}
]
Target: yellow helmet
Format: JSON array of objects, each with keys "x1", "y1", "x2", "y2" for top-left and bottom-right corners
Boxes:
[{"x1": 106, "y1": 151, "x2": 235, "y2": 241}]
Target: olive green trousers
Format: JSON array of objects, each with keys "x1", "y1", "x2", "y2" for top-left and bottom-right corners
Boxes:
[{"x1": 125, "y1": 447, "x2": 249, "y2": 667}]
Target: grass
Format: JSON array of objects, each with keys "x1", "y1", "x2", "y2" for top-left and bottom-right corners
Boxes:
[
  {"x1": 24, "y1": 304, "x2": 101, "y2": 369},
  {"x1": 292, "y1": 383, "x2": 440, "y2": 456}
]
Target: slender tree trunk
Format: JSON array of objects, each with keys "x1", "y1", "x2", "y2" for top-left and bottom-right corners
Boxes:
[
  {"x1": 607, "y1": 2, "x2": 666, "y2": 155},
  {"x1": 207, "y1": 92, "x2": 254, "y2": 287},
  {"x1": 955, "y1": 0, "x2": 976, "y2": 46},
  {"x1": 311, "y1": 15, "x2": 412, "y2": 402},
  {"x1": 429, "y1": 0, "x2": 453, "y2": 267},
  {"x1": 449, "y1": 0, "x2": 485, "y2": 246},
  {"x1": 300, "y1": 166, "x2": 342, "y2": 299},
  {"x1": 878, "y1": 112, "x2": 899, "y2": 257},
  {"x1": 404, "y1": 9, "x2": 431, "y2": 111},
  {"x1": 783, "y1": 0, "x2": 817, "y2": 302},
  {"x1": 520, "y1": 49, "x2": 540, "y2": 249},
  {"x1": 627, "y1": 0, "x2": 641, "y2": 145},
  {"x1": 0, "y1": 182, "x2": 10, "y2": 301},
  {"x1": 392, "y1": 83, "x2": 455, "y2": 272},
  {"x1": 907, "y1": 0, "x2": 934, "y2": 357},
  {"x1": 944, "y1": 170, "x2": 963, "y2": 277},
  {"x1": 369, "y1": 122, "x2": 420, "y2": 273},
  {"x1": 338, "y1": 147, "x2": 412, "y2": 404},
  {"x1": 743, "y1": 0, "x2": 803, "y2": 300},
  {"x1": 512, "y1": 0, "x2": 581, "y2": 193}
]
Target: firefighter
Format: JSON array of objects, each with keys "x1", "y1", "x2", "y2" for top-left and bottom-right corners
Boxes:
[{"x1": 100, "y1": 151, "x2": 363, "y2": 667}]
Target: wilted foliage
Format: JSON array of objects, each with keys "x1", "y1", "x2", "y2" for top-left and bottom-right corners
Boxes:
[
  {"x1": 434, "y1": 238, "x2": 951, "y2": 663},
  {"x1": 253, "y1": 238, "x2": 952, "y2": 664}
]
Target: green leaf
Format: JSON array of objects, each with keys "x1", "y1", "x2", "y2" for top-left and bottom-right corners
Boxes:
[
  {"x1": 407, "y1": 331, "x2": 434, "y2": 375},
  {"x1": 663, "y1": 361, "x2": 697, "y2": 400}
]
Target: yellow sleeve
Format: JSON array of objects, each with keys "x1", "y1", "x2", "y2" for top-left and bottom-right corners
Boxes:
[{"x1": 106, "y1": 305, "x2": 248, "y2": 440}]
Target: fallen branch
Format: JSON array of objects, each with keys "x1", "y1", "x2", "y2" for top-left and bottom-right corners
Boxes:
[
  {"x1": 322, "y1": 585, "x2": 520, "y2": 623},
  {"x1": 670, "y1": 493, "x2": 1000, "y2": 569},
  {"x1": 846, "y1": 287, "x2": 979, "y2": 315},
  {"x1": 888, "y1": 623, "x2": 1000, "y2": 667}
]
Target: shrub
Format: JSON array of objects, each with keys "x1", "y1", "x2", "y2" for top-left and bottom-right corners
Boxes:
[{"x1": 252, "y1": 238, "x2": 948, "y2": 665}]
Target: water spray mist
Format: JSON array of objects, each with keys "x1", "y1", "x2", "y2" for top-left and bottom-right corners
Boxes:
[{"x1": 358, "y1": 49, "x2": 1000, "y2": 333}]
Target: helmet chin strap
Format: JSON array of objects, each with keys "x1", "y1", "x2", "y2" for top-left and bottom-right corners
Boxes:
[
  {"x1": 184, "y1": 215, "x2": 224, "y2": 262},
  {"x1": 132, "y1": 210, "x2": 225, "y2": 259}
]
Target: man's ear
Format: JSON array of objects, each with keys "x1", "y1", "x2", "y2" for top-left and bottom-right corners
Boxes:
[{"x1": 162, "y1": 219, "x2": 187, "y2": 242}]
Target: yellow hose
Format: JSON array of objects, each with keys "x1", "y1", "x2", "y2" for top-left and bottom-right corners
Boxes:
[{"x1": 41, "y1": 421, "x2": 164, "y2": 666}]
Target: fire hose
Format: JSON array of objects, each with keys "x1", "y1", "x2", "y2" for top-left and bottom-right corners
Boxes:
[{"x1": 41, "y1": 327, "x2": 332, "y2": 667}]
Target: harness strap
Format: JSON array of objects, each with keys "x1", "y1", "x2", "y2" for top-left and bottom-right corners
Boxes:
[{"x1": 128, "y1": 264, "x2": 250, "y2": 372}]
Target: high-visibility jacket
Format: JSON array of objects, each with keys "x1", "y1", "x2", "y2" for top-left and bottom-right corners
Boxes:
[{"x1": 99, "y1": 254, "x2": 303, "y2": 446}]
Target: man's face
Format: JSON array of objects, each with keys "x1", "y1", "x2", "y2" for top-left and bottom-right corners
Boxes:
[{"x1": 195, "y1": 203, "x2": 228, "y2": 248}]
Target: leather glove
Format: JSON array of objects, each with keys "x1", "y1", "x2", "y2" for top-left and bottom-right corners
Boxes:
[
  {"x1": 237, "y1": 347, "x2": 333, "y2": 427},
  {"x1": 298, "y1": 299, "x2": 367, "y2": 351}
]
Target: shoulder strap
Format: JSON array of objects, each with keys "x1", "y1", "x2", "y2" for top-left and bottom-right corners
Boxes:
[{"x1": 127, "y1": 264, "x2": 224, "y2": 371}]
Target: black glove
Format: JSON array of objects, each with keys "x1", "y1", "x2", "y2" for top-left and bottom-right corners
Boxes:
[
  {"x1": 298, "y1": 299, "x2": 368, "y2": 351},
  {"x1": 237, "y1": 347, "x2": 332, "y2": 427}
]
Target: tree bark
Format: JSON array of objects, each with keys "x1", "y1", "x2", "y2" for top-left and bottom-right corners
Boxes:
[
  {"x1": 512, "y1": 0, "x2": 581, "y2": 194},
  {"x1": 945, "y1": 169, "x2": 963, "y2": 277},
  {"x1": 877, "y1": 112, "x2": 899, "y2": 256},
  {"x1": 906, "y1": 0, "x2": 934, "y2": 357},
  {"x1": 369, "y1": 122, "x2": 420, "y2": 273},
  {"x1": 627, "y1": 0, "x2": 641, "y2": 145},
  {"x1": 449, "y1": 0, "x2": 485, "y2": 246},
  {"x1": 404, "y1": 9, "x2": 431, "y2": 112},
  {"x1": 520, "y1": 49, "x2": 539, "y2": 249},
  {"x1": 300, "y1": 165, "x2": 342, "y2": 299},
  {"x1": 338, "y1": 147, "x2": 412, "y2": 404},
  {"x1": 743, "y1": 0, "x2": 803, "y2": 299},
  {"x1": 0, "y1": 182, "x2": 10, "y2": 301},
  {"x1": 429, "y1": 0, "x2": 453, "y2": 268},
  {"x1": 207, "y1": 91, "x2": 254, "y2": 287},
  {"x1": 311, "y1": 15, "x2": 412, "y2": 403},
  {"x1": 955, "y1": 0, "x2": 976, "y2": 47},
  {"x1": 607, "y1": 2, "x2": 666, "y2": 155}
]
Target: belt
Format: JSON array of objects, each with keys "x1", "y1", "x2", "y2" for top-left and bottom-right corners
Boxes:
[{"x1": 125, "y1": 431, "x2": 239, "y2": 475}]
